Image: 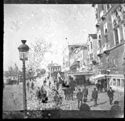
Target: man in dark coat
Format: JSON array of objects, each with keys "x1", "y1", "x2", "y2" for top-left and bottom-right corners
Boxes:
[
  {"x1": 69, "y1": 80, "x2": 75, "y2": 100},
  {"x1": 27, "y1": 81, "x2": 30, "y2": 91},
  {"x1": 107, "y1": 87, "x2": 115, "y2": 105},
  {"x1": 36, "y1": 87, "x2": 42, "y2": 103},
  {"x1": 95, "y1": 81, "x2": 99, "y2": 92},
  {"x1": 92, "y1": 88, "x2": 98, "y2": 106},
  {"x1": 103, "y1": 79, "x2": 107, "y2": 92},
  {"x1": 31, "y1": 82, "x2": 34, "y2": 90},
  {"x1": 82, "y1": 86, "x2": 88, "y2": 102},
  {"x1": 77, "y1": 88, "x2": 83, "y2": 109}
]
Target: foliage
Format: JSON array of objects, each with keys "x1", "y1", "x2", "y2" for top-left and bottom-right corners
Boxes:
[
  {"x1": 4, "y1": 63, "x2": 20, "y2": 77},
  {"x1": 27, "y1": 39, "x2": 51, "y2": 72}
]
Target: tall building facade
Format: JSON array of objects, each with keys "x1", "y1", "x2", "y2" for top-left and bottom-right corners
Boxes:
[
  {"x1": 68, "y1": 44, "x2": 88, "y2": 72},
  {"x1": 94, "y1": 4, "x2": 125, "y2": 74},
  {"x1": 86, "y1": 34, "x2": 99, "y2": 74},
  {"x1": 93, "y1": 4, "x2": 125, "y2": 92}
]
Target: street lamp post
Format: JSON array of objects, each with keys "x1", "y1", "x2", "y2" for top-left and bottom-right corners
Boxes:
[{"x1": 18, "y1": 40, "x2": 29, "y2": 114}]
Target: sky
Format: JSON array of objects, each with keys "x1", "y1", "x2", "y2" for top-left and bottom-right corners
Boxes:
[{"x1": 4, "y1": 4, "x2": 96, "y2": 71}]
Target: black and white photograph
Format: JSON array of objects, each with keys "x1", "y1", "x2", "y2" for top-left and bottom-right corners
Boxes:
[{"x1": 3, "y1": 1, "x2": 125, "y2": 119}]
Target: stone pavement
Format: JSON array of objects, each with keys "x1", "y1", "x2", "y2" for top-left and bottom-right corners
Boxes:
[
  {"x1": 3, "y1": 84, "x2": 24, "y2": 111},
  {"x1": 3, "y1": 83, "x2": 124, "y2": 111},
  {"x1": 59, "y1": 85, "x2": 124, "y2": 111}
]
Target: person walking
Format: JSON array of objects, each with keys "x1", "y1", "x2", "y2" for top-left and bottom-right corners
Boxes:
[
  {"x1": 41, "y1": 86, "x2": 48, "y2": 103},
  {"x1": 49, "y1": 81, "x2": 51, "y2": 88},
  {"x1": 31, "y1": 82, "x2": 34, "y2": 90},
  {"x1": 70, "y1": 87, "x2": 74, "y2": 100},
  {"x1": 27, "y1": 81, "x2": 30, "y2": 91},
  {"x1": 107, "y1": 87, "x2": 115, "y2": 105},
  {"x1": 98, "y1": 81, "x2": 101, "y2": 92},
  {"x1": 56, "y1": 81, "x2": 60, "y2": 90},
  {"x1": 79, "y1": 99, "x2": 90, "y2": 111},
  {"x1": 43, "y1": 79, "x2": 46, "y2": 86},
  {"x1": 76, "y1": 88, "x2": 83, "y2": 109},
  {"x1": 100, "y1": 81, "x2": 103, "y2": 92},
  {"x1": 95, "y1": 81, "x2": 99, "y2": 92},
  {"x1": 67, "y1": 88, "x2": 70, "y2": 100},
  {"x1": 54, "y1": 90, "x2": 62, "y2": 106},
  {"x1": 36, "y1": 87, "x2": 42, "y2": 104},
  {"x1": 103, "y1": 79, "x2": 107, "y2": 92},
  {"x1": 63, "y1": 88, "x2": 68, "y2": 100},
  {"x1": 70, "y1": 79, "x2": 75, "y2": 100},
  {"x1": 82, "y1": 86, "x2": 88, "y2": 102},
  {"x1": 92, "y1": 88, "x2": 98, "y2": 106}
]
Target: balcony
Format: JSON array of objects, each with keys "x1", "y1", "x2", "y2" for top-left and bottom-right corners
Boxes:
[
  {"x1": 103, "y1": 43, "x2": 110, "y2": 55},
  {"x1": 97, "y1": 49, "x2": 103, "y2": 58},
  {"x1": 100, "y1": 10, "x2": 106, "y2": 21},
  {"x1": 96, "y1": 23, "x2": 100, "y2": 28}
]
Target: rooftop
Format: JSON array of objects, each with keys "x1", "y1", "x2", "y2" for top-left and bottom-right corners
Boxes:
[{"x1": 47, "y1": 62, "x2": 60, "y2": 67}]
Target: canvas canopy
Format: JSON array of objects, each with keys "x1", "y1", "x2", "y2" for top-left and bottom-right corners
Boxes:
[
  {"x1": 93, "y1": 74, "x2": 106, "y2": 80},
  {"x1": 89, "y1": 74, "x2": 106, "y2": 84}
]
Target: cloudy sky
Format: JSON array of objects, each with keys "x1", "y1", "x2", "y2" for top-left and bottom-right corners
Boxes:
[{"x1": 4, "y1": 4, "x2": 96, "y2": 71}]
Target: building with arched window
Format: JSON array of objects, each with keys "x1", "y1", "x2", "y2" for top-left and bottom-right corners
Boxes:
[{"x1": 47, "y1": 61, "x2": 61, "y2": 76}]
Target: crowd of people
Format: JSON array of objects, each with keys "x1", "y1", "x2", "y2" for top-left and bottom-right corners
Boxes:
[
  {"x1": 95, "y1": 79, "x2": 107, "y2": 92},
  {"x1": 76, "y1": 86, "x2": 98, "y2": 110},
  {"x1": 76, "y1": 85, "x2": 122, "y2": 114},
  {"x1": 25, "y1": 72, "x2": 122, "y2": 116}
]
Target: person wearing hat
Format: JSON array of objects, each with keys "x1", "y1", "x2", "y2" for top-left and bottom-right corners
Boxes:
[
  {"x1": 76, "y1": 88, "x2": 83, "y2": 109},
  {"x1": 82, "y1": 86, "x2": 88, "y2": 102},
  {"x1": 91, "y1": 87, "x2": 98, "y2": 106},
  {"x1": 107, "y1": 87, "x2": 115, "y2": 105}
]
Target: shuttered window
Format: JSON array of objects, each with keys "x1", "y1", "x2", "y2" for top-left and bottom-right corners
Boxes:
[
  {"x1": 113, "y1": 78, "x2": 116, "y2": 86},
  {"x1": 117, "y1": 79, "x2": 120, "y2": 86},
  {"x1": 114, "y1": 28, "x2": 119, "y2": 45}
]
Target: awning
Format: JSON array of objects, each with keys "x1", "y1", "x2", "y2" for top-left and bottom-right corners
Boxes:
[
  {"x1": 91, "y1": 74, "x2": 124, "y2": 80},
  {"x1": 67, "y1": 71, "x2": 93, "y2": 76},
  {"x1": 90, "y1": 74, "x2": 106, "y2": 81},
  {"x1": 70, "y1": 61, "x2": 80, "y2": 68}
]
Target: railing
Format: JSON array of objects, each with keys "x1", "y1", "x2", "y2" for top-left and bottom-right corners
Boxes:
[{"x1": 97, "y1": 48, "x2": 103, "y2": 55}]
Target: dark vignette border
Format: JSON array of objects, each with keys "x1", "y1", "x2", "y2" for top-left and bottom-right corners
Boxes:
[
  {"x1": 3, "y1": 0, "x2": 125, "y2": 4},
  {"x1": 2, "y1": 110, "x2": 124, "y2": 119},
  {"x1": 3, "y1": 0, "x2": 125, "y2": 119}
]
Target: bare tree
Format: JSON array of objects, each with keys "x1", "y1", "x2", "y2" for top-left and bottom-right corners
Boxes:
[{"x1": 6, "y1": 63, "x2": 20, "y2": 77}]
